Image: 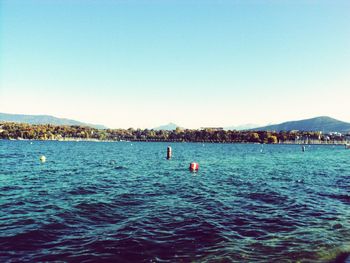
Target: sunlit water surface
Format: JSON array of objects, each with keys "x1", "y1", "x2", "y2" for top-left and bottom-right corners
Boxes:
[{"x1": 1, "y1": 141, "x2": 350, "y2": 262}]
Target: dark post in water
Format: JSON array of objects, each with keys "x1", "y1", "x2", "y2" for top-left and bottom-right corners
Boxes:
[{"x1": 167, "y1": 146, "x2": 172, "y2": 159}]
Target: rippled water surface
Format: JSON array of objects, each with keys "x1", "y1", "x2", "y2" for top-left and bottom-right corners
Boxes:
[{"x1": 1, "y1": 141, "x2": 350, "y2": 262}]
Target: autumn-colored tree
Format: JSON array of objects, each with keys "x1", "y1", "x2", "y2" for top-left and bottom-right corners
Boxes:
[{"x1": 267, "y1": 135, "x2": 278, "y2": 144}]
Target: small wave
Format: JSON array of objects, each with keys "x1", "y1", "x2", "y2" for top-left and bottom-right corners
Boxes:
[
  {"x1": 320, "y1": 193, "x2": 350, "y2": 205},
  {"x1": 246, "y1": 191, "x2": 288, "y2": 205},
  {"x1": 67, "y1": 187, "x2": 97, "y2": 195},
  {"x1": 0, "y1": 185, "x2": 23, "y2": 191},
  {"x1": 114, "y1": 166, "x2": 127, "y2": 170},
  {"x1": 0, "y1": 228, "x2": 58, "y2": 251}
]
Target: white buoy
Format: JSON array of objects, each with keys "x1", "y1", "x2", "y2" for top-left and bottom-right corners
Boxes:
[{"x1": 40, "y1": 155, "x2": 46, "y2": 162}]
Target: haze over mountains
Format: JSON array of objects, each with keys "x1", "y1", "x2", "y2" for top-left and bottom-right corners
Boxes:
[
  {"x1": 0, "y1": 113, "x2": 107, "y2": 129},
  {"x1": 153, "y1": 123, "x2": 260, "y2": 131},
  {"x1": 1, "y1": 113, "x2": 350, "y2": 133},
  {"x1": 153, "y1": 123, "x2": 179, "y2": 131},
  {"x1": 224, "y1": 124, "x2": 260, "y2": 131},
  {"x1": 153, "y1": 117, "x2": 350, "y2": 133}
]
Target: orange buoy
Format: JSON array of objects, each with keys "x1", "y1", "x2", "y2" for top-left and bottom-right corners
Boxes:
[{"x1": 189, "y1": 162, "x2": 199, "y2": 172}]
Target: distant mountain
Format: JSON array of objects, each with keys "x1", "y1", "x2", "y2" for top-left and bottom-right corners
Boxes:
[
  {"x1": 224, "y1": 123, "x2": 260, "y2": 131},
  {"x1": 251, "y1": 116, "x2": 350, "y2": 133},
  {"x1": 0, "y1": 113, "x2": 107, "y2": 129},
  {"x1": 153, "y1": 122, "x2": 180, "y2": 131}
]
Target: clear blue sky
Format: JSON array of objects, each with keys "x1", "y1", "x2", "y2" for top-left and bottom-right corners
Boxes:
[{"x1": 1, "y1": 0, "x2": 349, "y2": 128}]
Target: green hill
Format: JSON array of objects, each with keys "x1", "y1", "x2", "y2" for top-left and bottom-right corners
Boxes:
[{"x1": 252, "y1": 116, "x2": 350, "y2": 133}]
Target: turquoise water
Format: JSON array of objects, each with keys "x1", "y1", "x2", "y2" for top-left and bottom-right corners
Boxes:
[{"x1": 1, "y1": 141, "x2": 350, "y2": 262}]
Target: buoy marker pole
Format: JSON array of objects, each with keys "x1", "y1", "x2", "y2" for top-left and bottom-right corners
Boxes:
[{"x1": 167, "y1": 146, "x2": 172, "y2": 159}]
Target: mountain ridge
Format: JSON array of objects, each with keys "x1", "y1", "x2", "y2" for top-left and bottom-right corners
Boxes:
[
  {"x1": 0, "y1": 112, "x2": 107, "y2": 129},
  {"x1": 251, "y1": 116, "x2": 350, "y2": 133}
]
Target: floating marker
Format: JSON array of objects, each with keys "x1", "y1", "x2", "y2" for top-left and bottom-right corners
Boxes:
[
  {"x1": 189, "y1": 162, "x2": 199, "y2": 172},
  {"x1": 167, "y1": 146, "x2": 172, "y2": 160},
  {"x1": 39, "y1": 155, "x2": 46, "y2": 162}
]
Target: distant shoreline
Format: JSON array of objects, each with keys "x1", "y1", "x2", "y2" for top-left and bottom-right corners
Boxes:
[
  {"x1": 1, "y1": 122, "x2": 349, "y2": 145},
  {"x1": 1, "y1": 138, "x2": 348, "y2": 146}
]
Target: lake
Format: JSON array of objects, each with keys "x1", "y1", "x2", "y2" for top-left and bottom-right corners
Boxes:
[{"x1": 1, "y1": 141, "x2": 350, "y2": 262}]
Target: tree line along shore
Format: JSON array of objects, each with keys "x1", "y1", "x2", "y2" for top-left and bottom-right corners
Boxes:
[{"x1": 0, "y1": 122, "x2": 349, "y2": 144}]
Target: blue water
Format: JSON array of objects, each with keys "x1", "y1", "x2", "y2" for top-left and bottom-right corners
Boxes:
[{"x1": 1, "y1": 141, "x2": 350, "y2": 262}]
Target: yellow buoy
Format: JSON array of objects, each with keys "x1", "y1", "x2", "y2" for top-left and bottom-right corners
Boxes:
[{"x1": 40, "y1": 155, "x2": 46, "y2": 162}]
